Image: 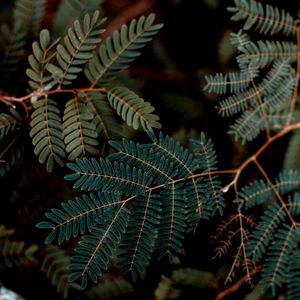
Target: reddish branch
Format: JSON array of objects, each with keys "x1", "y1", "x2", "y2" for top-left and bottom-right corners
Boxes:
[{"x1": 214, "y1": 268, "x2": 261, "y2": 300}]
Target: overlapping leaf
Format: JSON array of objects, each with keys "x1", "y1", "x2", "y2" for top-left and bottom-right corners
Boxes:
[
  {"x1": 30, "y1": 97, "x2": 65, "y2": 172},
  {"x1": 47, "y1": 11, "x2": 105, "y2": 86},
  {"x1": 63, "y1": 97, "x2": 99, "y2": 160},
  {"x1": 85, "y1": 14, "x2": 163, "y2": 86},
  {"x1": 107, "y1": 87, "x2": 161, "y2": 132},
  {"x1": 228, "y1": 0, "x2": 297, "y2": 36},
  {"x1": 26, "y1": 29, "x2": 60, "y2": 91}
]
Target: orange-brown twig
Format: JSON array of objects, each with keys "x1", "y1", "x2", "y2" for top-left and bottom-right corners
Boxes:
[{"x1": 214, "y1": 267, "x2": 261, "y2": 300}]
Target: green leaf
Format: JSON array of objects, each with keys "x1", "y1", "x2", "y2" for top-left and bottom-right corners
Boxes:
[
  {"x1": 106, "y1": 87, "x2": 161, "y2": 132},
  {"x1": 30, "y1": 98, "x2": 65, "y2": 172},
  {"x1": 49, "y1": 10, "x2": 105, "y2": 86},
  {"x1": 85, "y1": 14, "x2": 163, "y2": 86}
]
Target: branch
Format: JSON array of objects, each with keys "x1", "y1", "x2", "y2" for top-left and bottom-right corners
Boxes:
[
  {"x1": 214, "y1": 267, "x2": 261, "y2": 300},
  {"x1": 222, "y1": 122, "x2": 300, "y2": 193}
]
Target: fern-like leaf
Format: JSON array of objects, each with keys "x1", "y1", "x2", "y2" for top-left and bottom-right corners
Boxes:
[
  {"x1": 239, "y1": 170, "x2": 300, "y2": 209},
  {"x1": 259, "y1": 224, "x2": 299, "y2": 295},
  {"x1": 63, "y1": 96, "x2": 99, "y2": 160},
  {"x1": 0, "y1": 109, "x2": 21, "y2": 140},
  {"x1": 53, "y1": 0, "x2": 103, "y2": 36},
  {"x1": 283, "y1": 131, "x2": 300, "y2": 170},
  {"x1": 106, "y1": 87, "x2": 161, "y2": 132},
  {"x1": 0, "y1": 108, "x2": 23, "y2": 176},
  {"x1": 229, "y1": 30, "x2": 250, "y2": 51},
  {"x1": 228, "y1": 0, "x2": 296, "y2": 36},
  {"x1": 217, "y1": 60, "x2": 293, "y2": 117},
  {"x1": 41, "y1": 245, "x2": 78, "y2": 299},
  {"x1": 147, "y1": 132, "x2": 198, "y2": 177},
  {"x1": 85, "y1": 92, "x2": 123, "y2": 143},
  {"x1": 108, "y1": 138, "x2": 176, "y2": 185},
  {"x1": 287, "y1": 249, "x2": 300, "y2": 300},
  {"x1": 204, "y1": 72, "x2": 251, "y2": 95},
  {"x1": 47, "y1": 11, "x2": 105, "y2": 86},
  {"x1": 191, "y1": 133, "x2": 225, "y2": 216},
  {"x1": 69, "y1": 206, "x2": 130, "y2": 289},
  {"x1": 13, "y1": 0, "x2": 46, "y2": 35},
  {"x1": 148, "y1": 132, "x2": 207, "y2": 228},
  {"x1": 85, "y1": 14, "x2": 163, "y2": 87},
  {"x1": 157, "y1": 183, "x2": 186, "y2": 263},
  {"x1": 0, "y1": 134, "x2": 23, "y2": 177},
  {"x1": 118, "y1": 193, "x2": 160, "y2": 280},
  {"x1": 237, "y1": 40, "x2": 297, "y2": 69},
  {"x1": 0, "y1": 225, "x2": 38, "y2": 268},
  {"x1": 247, "y1": 203, "x2": 286, "y2": 262},
  {"x1": 0, "y1": 22, "x2": 26, "y2": 83},
  {"x1": 26, "y1": 29, "x2": 60, "y2": 91},
  {"x1": 30, "y1": 97, "x2": 65, "y2": 172},
  {"x1": 65, "y1": 157, "x2": 152, "y2": 194},
  {"x1": 36, "y1": 191, "x2": 122, "y2": 245},
  {"x1": 228, "y1": 109, "x2": 265, "y2": 142},
  {"x1": 39, "y1": 132, "x2": 222, "y2": 286},
  {"x1": 85, "y1": 278, "x2": 133, "y2": 299}
]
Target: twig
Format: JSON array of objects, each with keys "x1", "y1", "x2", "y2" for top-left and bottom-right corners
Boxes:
[
  {"x1": 214, "y1": 267, "x2": 261, "y2": 300},
  {"x1": 222, "y1": 121, "x2": 300, "y2": 193}
]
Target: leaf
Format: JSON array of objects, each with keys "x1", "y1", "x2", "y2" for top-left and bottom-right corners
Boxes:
[
  {"x1": 0, "y1": 109, "x2": 21, "y2": 140},
  {"x1": 0, "y1": 22, "x2": 26, "y2": 83},
  {"x1": 85, "y1": 91, "x2": 124, "y2": 143},
  {"x1": 0, "y1": 226, "x2": 38, "y2": 268},
  {"x1": 47, "y1": 11, "x2": 105, "y2": 86},
  {"x1": 106, "y1": 86, "x2": 161, "y2": 132},
  {"x1": 191, "y1": 133, "x2": 225, "y2": 216},
  {"x1": 13, "y1": 0, "x2": 46, "y2": 35},
  {"x1": 117, "y1": 193, "x2": 160, "y2": 280},
  {"x1": 30, "y1": 97, "x2": 65, "y2": 172},
  {"x1": 69, "y1": 206, "x2": 130, "y2": 288},
  {"x1": 26, "y1": 29, "x2": 60, "y2": 91},
  {"x1": 36, "y1": 191, "x2": 122, "y2": 244},
  {"x1": 63, "y1": 96, "x2": 99, "y2": 160},
  {"x1": 64, "y1": 157, "x2": 152, "y2": 194},
  {"x1": 228, "y1": 0, "x2": 296, "y2": 36},
  {"x1": 53, "y1": 0, "x2": 103, "y2": 36},
  {"x1": 84, "y1": 14, "x2": 163, "y2": 86},
  {"x1": 41, "y1": 245, "x2": 79, "y2": 298},
  {"x1": 204, "y1": 72, "x2": 251, "y2": 95}
]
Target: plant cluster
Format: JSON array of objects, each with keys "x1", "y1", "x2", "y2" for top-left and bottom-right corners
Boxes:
[{"x1": 2, "y1": 0, "x2": 300, "y2": 299}]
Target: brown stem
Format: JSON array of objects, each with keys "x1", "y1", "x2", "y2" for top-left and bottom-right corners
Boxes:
[
  {"x1": 222, "y1": 122, "x2": 300, "y2": 192},
  {"x1": 214, "y1": 268, "x2": 261, "y2": 300}
]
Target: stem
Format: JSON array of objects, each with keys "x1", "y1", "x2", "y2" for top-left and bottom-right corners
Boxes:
[
  {"x1": 0, "y1": 87, "x2": 107, "y2": 105},
  {"x1": 253, "y1": 159, "x2": 297, "y2": 226},
  {"x1": 214, "y1": 268, "x2": 261, "y2": 300},
  {"x1": 222, "y1": 122, "x2": 300, "y2": 193}
]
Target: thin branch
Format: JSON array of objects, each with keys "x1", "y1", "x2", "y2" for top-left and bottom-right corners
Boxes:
[
  {"x1": 214, "y1": 267, "x2": 261, "y2": 300},
  {"x1": 253, "y1": 158, "x2": 297, "y2": 226},
  {"x1": 222, "y1": 122, "x2": 300, "y2": 193}
]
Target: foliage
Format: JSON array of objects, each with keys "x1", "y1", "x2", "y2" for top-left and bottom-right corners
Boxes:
[
  {"x1": 0, "y1": 225, "x2": 38, "y2": 268},
  {"x1": 2, "y1": 0, "x2": 300, "y2": 300}
]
